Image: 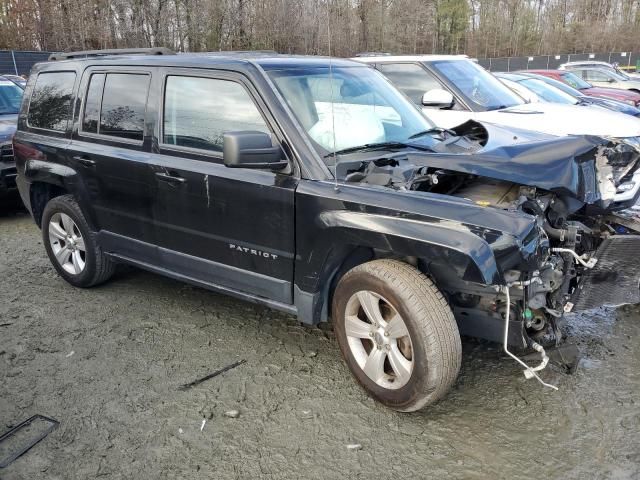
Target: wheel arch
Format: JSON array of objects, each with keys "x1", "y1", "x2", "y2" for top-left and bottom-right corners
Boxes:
[
  {"x1": 30, "y1": 181, "x2": 69, "y2": 228},
  {"x1": 294, "y1": 212, "x2": 505, "y2": 325},
  {"x1": 24, "y1": 160, "x2": 97, "y2": 230}
]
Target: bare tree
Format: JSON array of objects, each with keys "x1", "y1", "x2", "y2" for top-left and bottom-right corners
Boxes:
[{"x1": 2, "y1": 0, "x2": 640, "y2": 59}]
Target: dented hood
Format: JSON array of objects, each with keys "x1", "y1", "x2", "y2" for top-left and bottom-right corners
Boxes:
[{"x1": 407, "y1": 121, "x2": 639, "y2": 207}]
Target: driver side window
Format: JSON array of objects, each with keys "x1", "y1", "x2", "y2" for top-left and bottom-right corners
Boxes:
[
  {"x1": 163, "y1": 76, "x2": 270, "y2": 154},
  {"x1": 377, "y1": 63, "x2": 443, "y2": 104}
]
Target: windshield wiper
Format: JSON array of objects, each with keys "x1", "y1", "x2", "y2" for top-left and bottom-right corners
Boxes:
[
  {"x1": 487, "y1": 104, "x2": 510, "y2": 111},
  {"x1": 323, "y1": 141, "x2": 433, "y2": 158},
  {"x1": 408, "y1": 127, "x2": 456, "y2": 139}
]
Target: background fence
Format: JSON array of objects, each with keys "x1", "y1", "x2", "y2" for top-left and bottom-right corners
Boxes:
[
  {"x1": 4, "y1": 49, "x2": 640, "y2": 76},
  {"x1": 0, "y1": 50, "x2": 51, "y2": 76},
  {"x1": 477, "y1": 51, "x2": 640, "y2": 72}
]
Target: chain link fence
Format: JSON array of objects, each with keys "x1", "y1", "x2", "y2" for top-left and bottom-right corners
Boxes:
[
  {"x1": 477, "y1": 51, "x2": 640, "y2": 72},
  {"x1": 0, "y1": 50, "x2": 52, "y2": 76}
]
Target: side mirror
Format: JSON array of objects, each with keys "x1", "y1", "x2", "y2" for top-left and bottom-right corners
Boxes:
[
  {"x1": 421, "y1": 89, "x2": 454, "y2": 109},
  {"x1": 223, "y1": 131, "x2": 287, "y2": 170}
]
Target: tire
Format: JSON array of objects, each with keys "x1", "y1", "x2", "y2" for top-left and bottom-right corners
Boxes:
[
  {"x1": 41, "y1": 194, "x2": 115, "y2": 288},
  {"x1": 333, "y1": 259, "x2": 461, "y2": 412}
]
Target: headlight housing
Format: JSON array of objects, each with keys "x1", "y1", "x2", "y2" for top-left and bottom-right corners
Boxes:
[{"x1": 619, "y1": 136, "x2": 640, "y2": 153}]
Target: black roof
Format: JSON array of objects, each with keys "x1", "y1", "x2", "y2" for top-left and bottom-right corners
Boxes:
[{"x1": 43, "y1": 52, "x2": 363, "y2": 71}]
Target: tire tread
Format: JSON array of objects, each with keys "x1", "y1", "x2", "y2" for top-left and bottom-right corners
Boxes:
[
  {"x1": 43, "y1": 194, "x2": 115, "y2": 287},
  {"x1": 339, "y1": 259, "x2": 462, "y2": 411}
]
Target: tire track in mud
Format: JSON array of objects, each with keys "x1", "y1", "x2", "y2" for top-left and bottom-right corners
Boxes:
[{"x1": 1, "y1": 211, "x2": 639, "y2": 479}]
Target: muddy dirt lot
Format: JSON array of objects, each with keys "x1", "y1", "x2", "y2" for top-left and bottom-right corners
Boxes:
[{"x1": 1, "y1": 207, "x2": 639, "y2": 480}]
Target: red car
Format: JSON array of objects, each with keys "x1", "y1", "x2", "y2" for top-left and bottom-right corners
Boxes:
[{"x1": 526, "y1": 69, "x2": 640, "y2": 107}]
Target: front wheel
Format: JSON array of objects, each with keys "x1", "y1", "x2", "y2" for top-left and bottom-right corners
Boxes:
[{"x1": 333, "y1": 259, "x2": 461, "y2": 412}]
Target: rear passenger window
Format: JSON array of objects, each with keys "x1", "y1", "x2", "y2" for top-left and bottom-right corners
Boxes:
[
  {"x1": 28, "y1": 71, "x2": 76, "y2": 131},
  {"x1": 163, "y1": 76, "x2": 269, "y2": 153},
  {"x1": 99, "y1": 73, "x2": 149, "y2": 141}
]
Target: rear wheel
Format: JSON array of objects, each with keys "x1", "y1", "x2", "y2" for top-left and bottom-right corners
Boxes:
[
  {"x1": 333, "y1": 259, "x2": 461, "y2": 412},
  {"x1": 42, "y1": 195, "x2": 115, "y2": 287}
]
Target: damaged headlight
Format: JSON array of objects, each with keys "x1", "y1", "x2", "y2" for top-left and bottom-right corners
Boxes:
[{"x1": 619, "y1": 136, "x2": 640, "y2": 153}]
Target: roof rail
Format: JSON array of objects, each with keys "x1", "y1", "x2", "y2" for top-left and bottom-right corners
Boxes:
[
  {"x1": 354, "y1": 52, "x2": 391, "y2": 57},
  {"x1": 48, "y1": 47, "x2": 175, "y2": 61}
]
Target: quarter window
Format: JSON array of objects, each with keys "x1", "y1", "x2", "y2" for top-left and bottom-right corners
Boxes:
[
  {"x1": 99, "y1": 73, "x2": 149, "y2": 141},
  {"x1": 28, "y1": 71, "x2": 76, "y2": 131},
  {"x1": 377, "y1": 63, "x2": 443, "y2": 104},
  {"x1": 163, "y1": 76, "x2": 269, "y2": 153}
]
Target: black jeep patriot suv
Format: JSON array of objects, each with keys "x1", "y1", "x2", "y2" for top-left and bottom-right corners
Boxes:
[{"x1": 14, "y1": 49, "x2": 640, "y2": 411}]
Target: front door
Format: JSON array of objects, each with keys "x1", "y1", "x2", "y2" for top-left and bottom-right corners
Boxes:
[{"x1": 146, "y1": 71, "x2": 297, "y2": 303}]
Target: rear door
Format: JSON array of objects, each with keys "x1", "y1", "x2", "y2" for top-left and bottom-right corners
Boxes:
[
  {"x1": 68, "y1": 68, "x2": 157, "y2": 246},
  {"x1": 146, "y1": 69, "x2": 297, "y2": 303}
]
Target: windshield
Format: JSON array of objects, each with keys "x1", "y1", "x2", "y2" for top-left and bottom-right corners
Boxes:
[
  {"x1": 534, "y1": 76, "x2": 582, "y2": 97},
  {"x1": 519, "y1": 78, "x2": 578, "y2": 104},
  {"x1": 607, "y1": 69, "x2": 628, "y2": 81},
  {"x1": 266, "y1": 66, "x2": 436, "y2": 162},
  {"x1": 429, "y1": 60, "x2": 523, "y2": 111},
  {"x1": 560, "y1": 72, "x2": 591, "y2": 90},
  {"x1": 0, "y1": 81, "x2": 23, "y2": 115}
]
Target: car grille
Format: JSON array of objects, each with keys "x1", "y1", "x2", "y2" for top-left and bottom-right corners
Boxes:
[{"x1": 0, "y1": 143, "x2": 14, "y2": 163}]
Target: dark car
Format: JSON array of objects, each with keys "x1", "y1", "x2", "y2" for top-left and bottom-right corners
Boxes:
[
  {"x1": 527, "y1": 69, "x2": 640, "y2": 106},
  {"x1": 13, "y1": 49, "x2": 640, "y2": 411},
  {"x1": 0, "y1": 76, "x2": 24, "y2": 197}
]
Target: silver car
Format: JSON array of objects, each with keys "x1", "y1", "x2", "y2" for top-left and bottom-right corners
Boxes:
[
  {"x1": 559, "y1": 60, "x2": 640, "y2": 80},
  {"x1": 564, "y1": 66, "x2": 640, "y2": 92}
]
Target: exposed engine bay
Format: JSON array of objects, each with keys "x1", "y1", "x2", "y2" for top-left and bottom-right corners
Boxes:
[{"x1": 335, "y1": 121, "x2": 640, "y2": 363}]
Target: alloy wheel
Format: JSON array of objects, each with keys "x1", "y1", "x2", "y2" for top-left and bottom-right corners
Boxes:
[
  {"x1": 344, "y1": 290, "x2": 414, "y2": 389},
  {"x1": 48, "y1": 212, "x2": 86, "y2": 275}
]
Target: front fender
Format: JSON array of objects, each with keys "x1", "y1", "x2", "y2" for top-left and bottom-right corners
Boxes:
[{"x1": 317, "y1": 210, "x2": 500, "y2": 285}]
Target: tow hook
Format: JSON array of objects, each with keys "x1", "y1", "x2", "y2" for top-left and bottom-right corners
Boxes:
[{"x1": 551, "y1": 247, "x2": 597, "y2": 268}]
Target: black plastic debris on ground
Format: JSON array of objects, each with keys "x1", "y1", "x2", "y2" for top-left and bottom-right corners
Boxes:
[
  {"x1": 178, "y1": 359, "x2": 247, "y2": 391},
  {"x1": 0, "y1": 415, "x2": 59, "y2": 468}
]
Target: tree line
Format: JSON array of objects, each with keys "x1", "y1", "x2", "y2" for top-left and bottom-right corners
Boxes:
[{"x1": 2, "y1": 0, "x2": 640, "y2": 58}]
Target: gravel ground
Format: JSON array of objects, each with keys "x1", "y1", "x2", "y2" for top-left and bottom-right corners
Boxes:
[{"x1": 1, "y1": 206, "x2": 639, "y2": 480}]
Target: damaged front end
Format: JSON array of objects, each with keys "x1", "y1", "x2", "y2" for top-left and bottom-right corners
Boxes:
[{"x1": 336, "y1": 120, "x2": 640, "y2": 384}]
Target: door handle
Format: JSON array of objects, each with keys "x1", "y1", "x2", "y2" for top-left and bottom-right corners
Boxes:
[
  {"x1": 155, "y1": 172, "x2": 186, "y2": 184},
  {"x1": 74, "y1": 156, "x2": 96, "y2": 168}
]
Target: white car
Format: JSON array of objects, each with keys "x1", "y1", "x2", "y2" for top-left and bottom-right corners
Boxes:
[{"x1": 353, "y1": 55, "x2": 640, "y2": 140}]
